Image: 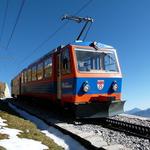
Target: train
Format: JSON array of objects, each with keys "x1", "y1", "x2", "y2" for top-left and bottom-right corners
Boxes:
[{"x1": 11, "y1": 41, "x2": 125, "y2": 118}]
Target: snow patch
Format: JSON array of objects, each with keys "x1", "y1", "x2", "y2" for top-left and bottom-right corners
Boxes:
[
  {"x1": 9, "y1": 103, "x2": 86, "y2": 150},
  {"x1": 0, "y1": 118, "x2": 7, "y2": 126},
  {"x1": 4, "y1": 83, "x2": 11, "y2": 98},
  {"x1": 0, "y1": 117, "x2": 48, "y2": 150}
]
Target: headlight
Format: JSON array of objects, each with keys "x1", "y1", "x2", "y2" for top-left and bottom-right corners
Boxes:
[
  {"x1": 91, "y1": 41, "x2": 99, "y2": 50},
  {"x1": 83, "y1": 81, "x2": 90, "y2": 92},
  {"x1": 112, "y1": 81, "x2": 118, "y2": 92}
]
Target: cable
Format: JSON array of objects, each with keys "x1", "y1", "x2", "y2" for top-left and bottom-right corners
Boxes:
[
  {"x1": 13, "y1": 0, "x2": 93, "y2": 72},
  {"x1": 0, "y1": 0, "x2": 9, "y2": 44},
  {"x1": 74, "y1": 0, "x2": 93, "y2": 15},
  {"x1": 0, "y1": 55, "x2": 15, "y2": 61},
  {"x1": 6, "y1": 0, "x2": 26, "y2": 50},
  {"x1": 26, "y1": 0, "x2": 93, "y2": 54},
  {"x1": 17, "y1": 21, "x2": 69, "y2": 66}
]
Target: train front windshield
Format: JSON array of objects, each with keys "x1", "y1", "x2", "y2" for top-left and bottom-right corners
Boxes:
[{"x1": 75, "y1": 48, "x2": 119, "y2": 73}]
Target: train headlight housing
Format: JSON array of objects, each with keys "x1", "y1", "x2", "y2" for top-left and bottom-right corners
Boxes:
[
  {"x1": 112, "y1": 81, "x2": 118, "y2": 92},
  {"x1": 90, "y1": 41, "x2": 99, "y2": 50},
  {"x1": 83, "y1": 81, "x2": 90, "y2": 92}
]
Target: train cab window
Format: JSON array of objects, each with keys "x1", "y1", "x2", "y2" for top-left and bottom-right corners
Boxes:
[
  {"x1": 27, "y1": 69, "x2": 31, "y2": 82},
  {"x1": 62, "y1": 48, "x2": 71, "y2": 74},
  {"x1": 103, "y1": 52, "x2": 119, "y2": 72},
  {"x1": 32, "y1": 66, "x2": 37, "y2": 81},
  {"x1": 75, "y1": 49, "x2": 119, "y2": 73},
  {"x1": 44, "y1": 57, "x2": 52, "y2": 78},
  {"x1": 37, "y1": 62, "x2": 43, "y2": 80}
]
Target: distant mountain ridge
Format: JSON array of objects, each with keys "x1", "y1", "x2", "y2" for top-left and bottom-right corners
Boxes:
[
  {"x1": 125, "y1": 108, "x2": 150, "y2": 118},
  {"x1": 125, "y1": 108, "x2": 142, "y2": 114}
]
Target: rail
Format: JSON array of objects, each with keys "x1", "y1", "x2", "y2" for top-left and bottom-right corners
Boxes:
[{"x1": 78, "y1": 118, "x2": 150, "y2": 140}]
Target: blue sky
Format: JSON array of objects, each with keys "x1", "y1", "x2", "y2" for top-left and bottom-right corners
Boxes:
[{"x1": 0, "y1": 0, "x2": 150, "y2": 110}]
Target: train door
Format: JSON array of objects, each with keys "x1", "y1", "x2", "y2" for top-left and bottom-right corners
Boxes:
[
  {"x1": 56, "y1": 48, "x2": 71, "y2": 102},
  {"x1": 56, "y1": 53, "x2": 61, "y2": 100}
]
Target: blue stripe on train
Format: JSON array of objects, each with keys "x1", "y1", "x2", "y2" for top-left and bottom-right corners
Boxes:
[
  {"x1": 22, "y1": 82, "x2": 56, "y2": 94},
  {"x1": 62, "y1": 77, "x2": 122, "y2": 95},
  {"x1": 21, "y1": 77, "x2": 122, "y2": 95}
]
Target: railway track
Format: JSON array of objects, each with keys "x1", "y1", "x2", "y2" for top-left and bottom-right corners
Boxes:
[
  {"x1": 78, "y1": 118, "x2": 150, "y2": 140},
  {"x1": 5, "y1": 99, "x2": 150, "y2": 149},
  {"x1": 105, "y1": 118, "x2": 150, "y2": 140}
]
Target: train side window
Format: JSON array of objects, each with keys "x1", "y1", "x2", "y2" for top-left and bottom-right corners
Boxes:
[
  {"x1": 32, "y1": 66, "x2": 37, "y2": 81},
  {"x1": 27, "y1": 68, "x2": 31, "y2": 82},
  {"x1": 62, "y1": 48, "x2": 71, "y2": 74},
  {"x1": 21, "y1": 73, "x2": 24, "y2": 83},
  {"x1": 44, "y1": 57, "x2": 52, "y2": 78},
  {"x1": 37, "y1": 62, "x2": 43, "y2": 80},
  {"x1": 24, "y1": 71, "x2": 27, "y2": 83}
]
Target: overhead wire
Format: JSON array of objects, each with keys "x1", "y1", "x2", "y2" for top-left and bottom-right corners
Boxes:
[
  {"x1": 16, "y1": 21, "x2": 69, "y2": 67},
  {"x1": 74, "y1": 0, "x2": 93, "y2": 15},
  {"x1": 5, "y1": 0, "x2": 26, "y2": 50},
  {"x1": 9, "y1": 0, "x2": 93, "y2": 77},
  {"x1": 0, "y1": 0, "x2": 9, "y2": 45},
  {"x1": 15, "y1": 0, "x2": 93, "y2": 68}
]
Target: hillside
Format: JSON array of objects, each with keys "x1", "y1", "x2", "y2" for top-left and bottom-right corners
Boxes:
[
  {"x1": 134, "y1": 108, "x2": 150, "y2": 118},
  {"x1": 125, "y1": 108, "x2": 142, "y2": 115},
  {"x1": 125, "y1": 108, "x2": 150, "y2": 118}
]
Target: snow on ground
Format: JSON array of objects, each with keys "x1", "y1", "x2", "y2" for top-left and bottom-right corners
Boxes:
[
  {"x1": 9, "y1": 103, "x2": 86, "y2": 150},
  {"x1": 0, "y1": 117, "x2": 48, "y2": 150},
  {"x1": 120, "y1": 113, "x2": 150, "y2": 120}
]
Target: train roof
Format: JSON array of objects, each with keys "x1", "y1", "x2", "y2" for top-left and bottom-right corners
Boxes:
[{"x1": 71, "y1": 41, "x2": 114, "y2": 49}]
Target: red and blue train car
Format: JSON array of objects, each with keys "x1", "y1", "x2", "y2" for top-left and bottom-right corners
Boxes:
[{"x1": 11, "y1": 41, "x2": 125, "y2": 118}]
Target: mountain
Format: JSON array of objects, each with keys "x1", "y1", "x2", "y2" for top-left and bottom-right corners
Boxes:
[
  {"x1": 125, "y1": 108, "x2": 150, "y2": 118},
  {"x1": 125, "y1": 108, "x2": 142, "y2": 115},
  {"x1": 134, "y1": 108, "x2": 150, "y2": 118}
]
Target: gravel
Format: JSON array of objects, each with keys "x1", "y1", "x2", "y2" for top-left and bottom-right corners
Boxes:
[
  {"x1": 110, "y1": 114, "x2": 150, "y2": 127},
  {"x1": 73, "y1": 115, "x2": 150, "y2": 150}
]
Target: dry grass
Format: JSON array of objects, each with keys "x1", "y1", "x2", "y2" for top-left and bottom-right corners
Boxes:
[
  {"x1": 0, "y1": 101, "x2": 63, "y2": 150},
  {"x1": 0, "y1": 146, "x2": 6, "y2": 150},
  {"x1": 0, "y1": 134, "x2": 8, "y2": 140},
  {"x1": 0, "y1": 133, "x2": 8, "y2": 150}
]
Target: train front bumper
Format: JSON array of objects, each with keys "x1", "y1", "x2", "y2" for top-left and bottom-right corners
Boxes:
[{"x1": 74, "y1": 100, "x2": 125, "y2": 118}]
